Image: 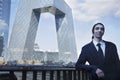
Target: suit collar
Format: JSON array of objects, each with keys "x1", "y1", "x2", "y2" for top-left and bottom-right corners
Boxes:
[
  {"x1": 92, "y1": 39, "x2": 105, "y2": 46},
  {"x1": 90, "y1": 41, "x2": 98, "y2": 53},
  {"x1": 91, "y1": 40, "x2": 109, "y2": 57}
]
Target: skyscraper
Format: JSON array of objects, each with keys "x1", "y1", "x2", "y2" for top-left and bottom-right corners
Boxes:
[
  {"x1": 0, "y1": 0, "x2": 11, "y2": 57},
  {"x1": 8, "y1": 0, "x2": 77, "y2": 63}
]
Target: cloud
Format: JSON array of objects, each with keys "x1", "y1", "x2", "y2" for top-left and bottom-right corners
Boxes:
[
  {"x1": 114, "y1": 1, "x2": 120, "y2": 17},
  {"x1": 115, "y1": 11, "x2": 120, "y2": 17},
  {"x1": 65, "y1": 0, "x2": 120, "y2": 22}
]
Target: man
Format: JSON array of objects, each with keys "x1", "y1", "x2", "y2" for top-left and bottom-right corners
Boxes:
[{"x1": 76, "y1": 23, "x2": 120, "y2": 80}]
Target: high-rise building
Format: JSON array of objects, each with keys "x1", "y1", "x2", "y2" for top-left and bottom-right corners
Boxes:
[
  {"x1": 0, "y1": 0, "x2": 11, "y2": 57},
  {"x1": 8, "y1": 0, "x2": 77, "y2": 63}
]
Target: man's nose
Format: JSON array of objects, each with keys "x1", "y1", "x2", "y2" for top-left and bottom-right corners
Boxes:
[{"x1": 98, "y1": 28, "x2": 103, "y2": 31}]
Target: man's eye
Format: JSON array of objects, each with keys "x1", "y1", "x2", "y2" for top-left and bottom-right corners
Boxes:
[
  {"x1": 95, "y1": 27, "x2": 99, "y2": 30},
  {"x1": 101, "y1": 28, "x2": 104, "y2": 30},
  {"x1": 95, "y1": 27, "x2": 104, "y2": 30}
]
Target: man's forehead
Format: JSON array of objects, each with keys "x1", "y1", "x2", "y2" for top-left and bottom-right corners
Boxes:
[{"x1": 95, "y1": 24, "x2": 104, "y2": 28}]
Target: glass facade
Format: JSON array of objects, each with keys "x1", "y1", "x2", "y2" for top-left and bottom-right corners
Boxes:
[
  {"x1": 0, "y1": 0, "x2": 11, "y2": 58},
  {"x1": 8, "y1": 0, "x2": 77, "y2": 63}
]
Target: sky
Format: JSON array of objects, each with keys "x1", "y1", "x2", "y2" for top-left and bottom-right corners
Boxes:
[{"x1": 10, "y1": 0, "x2": 120, "y2": 57}]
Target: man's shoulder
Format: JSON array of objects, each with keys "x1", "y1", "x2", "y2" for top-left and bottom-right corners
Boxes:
[
  {"x1": 104, "y1": 40, "x2": 116, "y2": 46},
  {"x1": 82, "y1": 41, "x2": 92, "y2": 49}
]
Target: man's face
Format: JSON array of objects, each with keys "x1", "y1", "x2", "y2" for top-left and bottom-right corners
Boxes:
[{"x1": 93, "y1": 24, "x2": 104, "y2": 39}]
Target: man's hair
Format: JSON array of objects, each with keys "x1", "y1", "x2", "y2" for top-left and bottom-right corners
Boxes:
[
  {"x1": 92, "y1": 23, "x2": 105, "y2": 39},
  {"x1": 92, "y1": 23, "x2": 105, "y2": 34}
]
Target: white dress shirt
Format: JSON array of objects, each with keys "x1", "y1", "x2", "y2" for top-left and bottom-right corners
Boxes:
[{"x1": 93, "y1": 39, "x2": 106, "y2": 56}]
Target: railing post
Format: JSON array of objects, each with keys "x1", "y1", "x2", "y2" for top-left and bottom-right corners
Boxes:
[
  {"x1": 9, "y1": 71, "x2": 13, "y2": 80},
  {"x1": 63, "y1": 70, "x2": 66, "y2": 80},
  {"x1": 73, "y1": 70, "x2": 76, "y2": 80},
  {"x1": 22, "y1": 71, "x2": 27, "y2": 80},
  {"x1": 83, "y1": 71, "x2": 86, "y2": 80},
  {"x1": 68, "y1": 70, "x2": 72, "y2": 80},
  {"x1": 78, "y1": 70, "x2": 80, "y2": 80},
  {"x1": 33, "y1": 71, "x2": 37, "y2": 80},
  {"x1": 42, "y1": 70, "x2": 46, "y2": 80},
  {"x1": 9, "y1": 71, "x2": 17, "y2": 80},
  {"x1": 50, "y1": 71, "x2": 54, "y2": 80},
  {"x1": 57, "y1": 70, "x2": 60, "y2": 80}
]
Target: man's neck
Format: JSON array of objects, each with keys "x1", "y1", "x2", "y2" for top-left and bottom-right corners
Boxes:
[{"x1": 93, "y1": 37, "x2": 102, "y2": 42}]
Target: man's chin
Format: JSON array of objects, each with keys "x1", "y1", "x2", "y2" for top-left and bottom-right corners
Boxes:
[{"x1": 96, "y1": 36, "x2": 102, "y2": 39}]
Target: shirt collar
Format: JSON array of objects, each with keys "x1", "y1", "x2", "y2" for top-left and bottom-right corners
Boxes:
[{"x1": 93, "y1": 39, "x2": 105, "y2": 46}]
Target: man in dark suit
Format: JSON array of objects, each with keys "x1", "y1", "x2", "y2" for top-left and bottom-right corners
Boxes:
[{"x1": 76, "y1": 23, "x2": 120, "y2": 80}]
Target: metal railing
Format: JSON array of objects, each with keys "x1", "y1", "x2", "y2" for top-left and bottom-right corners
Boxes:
[{"x1": 0, "y1": 65, "x2": 90, "y2": 80}]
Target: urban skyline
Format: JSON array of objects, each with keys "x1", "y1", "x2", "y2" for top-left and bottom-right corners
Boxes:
[{"x1": 10, "y1": 0, "x2": 120, "y2": 58}]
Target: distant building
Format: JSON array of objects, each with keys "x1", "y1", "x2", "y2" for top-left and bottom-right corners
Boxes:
[
  {"x1": 32, "y1": 44, "x2": 59, "y2": 63},
  {"x1": 46, "y1": 51, "x2": 59, "y2": 63},
  {"x1": 8, "y1": 0, "x2": 77, "y2": 63},
  {"x1": 0, "y1": 0, "x2": 11, "y2": 58}
]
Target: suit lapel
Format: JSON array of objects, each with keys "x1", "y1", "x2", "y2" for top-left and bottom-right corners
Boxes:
[
  {"x1": 90, "y1": 42, "x2": 97, "y2": 54},
  {"x1": 104, "y1": 41, "x2": 109, "y2": 58},
  {"x1": 90, "y1": 41, "x2": 105, "y2": 61},
  {"x1": 89, "y1": 41, "x2": 98, "y2": 56}
]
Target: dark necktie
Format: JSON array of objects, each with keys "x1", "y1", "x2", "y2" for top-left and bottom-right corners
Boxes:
[{"x1": 97, "y1": 43, "x2": 104, "y2": 58}]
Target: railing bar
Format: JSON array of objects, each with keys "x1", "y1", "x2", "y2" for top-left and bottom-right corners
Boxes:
[
  {"x1": 42, "y1": 70, "x2": 46, "y2": 80},
  {"x1": 76, "y1": 70, "x2": 78, "y2": 80},
  {"x1": 83, "y1": 71, "x2": 84, "y2": 80},
  {"x1": 57, "y1": 70, "x2": 60, "y2": 80},
  {"x1": 68, "y1": 70, "x2": 72, "y2": 80},
  {"x1": 87, "y1": 72, "x2": 90, "y2": 80},
  {"x1": 83, "y1": 71, "x2": 86, "y2": 80},
  {"x1": 33, "y1": 71, "x2": 37, "y2": 80},
  {"x1": 78, "y1": 70, "x2": 80, "y2": 80},
  {"x1": 63, "y1": 70, "x2": 66, "y2": 80},
  {"x1": 50, "y1": 70, "x2": 54, "y2": 80},
  {"x1": 9, "y1": 71, "x2": 13, "y2": 80},
  {"x1": 61, "y1": 71, "x2": 63, "y2": 80},
  {"x1": 9, "y1": 71, "x2": 17, "y2": 80},
  {"x1": 73, "y1": 70, "x2": 76, "y2": 80},
  {"x1": 85, "y1": 71, "x2": 87, "y2": 80},
  {"x1": 82, "y1": 71, "x2": 84, "y2": 80},
  {"x1": 80, "y1": 71, "x2": 82, "y2": 80},
  {"x1": 84, "y1": 71, "x2": 88, "y2": 80},
  {"x1": 66, "y1": 71, "x2": 68, "y2": 80},
  {"x1": 22, "y1": 71, "x2": 27, "y2": 80},
  {"x1": 86, "y1": 71, "x2": 90, "y2": 80}
]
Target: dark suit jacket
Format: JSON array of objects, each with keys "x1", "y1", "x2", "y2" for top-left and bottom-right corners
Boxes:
[{"x1": 76, "y1": 41, "x2": 120, "y2": 80}]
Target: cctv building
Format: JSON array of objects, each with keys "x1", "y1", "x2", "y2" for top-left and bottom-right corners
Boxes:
[
  {"x1": 8, "y1": 0, "x2": 77, "y2": 63},
  {"x1": 0, "y1": 0, "x2": 11, "y2": 57}
]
